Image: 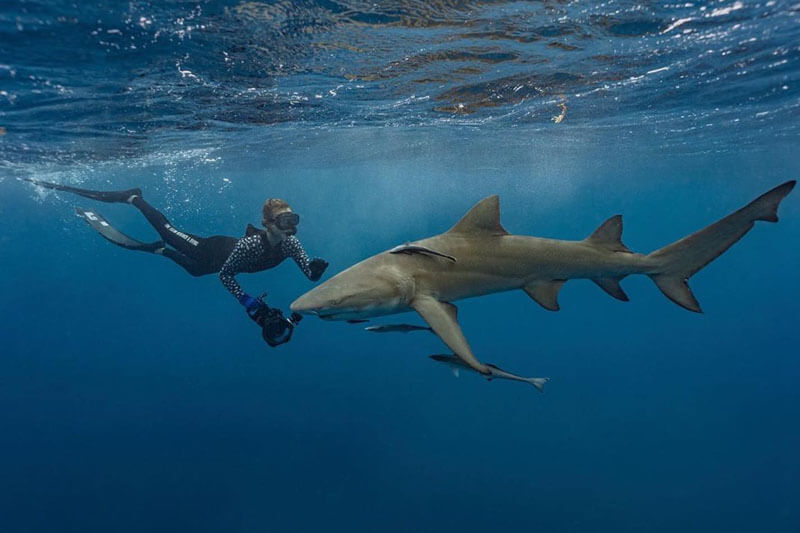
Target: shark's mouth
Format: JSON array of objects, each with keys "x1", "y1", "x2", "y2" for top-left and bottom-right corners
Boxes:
[
  {"x1": 314, "y1": 307, "x2": 373, "y2": 321},
  {"x1": 302, "y1": 309, "x2": 354, "y2": 321}
]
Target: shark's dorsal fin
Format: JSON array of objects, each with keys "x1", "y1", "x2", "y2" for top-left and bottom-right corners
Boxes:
[
  {"x1": 585, "y1": 215, "x2": 631, "y2": 253},
  {"x1": 447, "y1": 195, "x2": 509, "y2": 235},
  {"x1": 523, "y1": 280, "x2": 566, "y2": 311}
]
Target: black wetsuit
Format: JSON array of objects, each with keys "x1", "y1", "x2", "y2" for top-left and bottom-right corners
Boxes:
[
  {"x1": 20, "y1": 178, "x2": 319, "y2": 300},
  {"x1": 131, "y1": 196, "x2": 315, "y2": 294}
]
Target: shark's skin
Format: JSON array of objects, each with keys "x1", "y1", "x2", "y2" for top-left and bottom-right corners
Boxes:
[{"x1": 291, "y1": 181, "x2": 795, "y2": 384}]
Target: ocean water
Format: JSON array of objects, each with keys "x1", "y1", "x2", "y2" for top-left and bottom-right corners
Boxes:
[{"x1": 1, "y1": 1, "x2": 799, "y2": 532}]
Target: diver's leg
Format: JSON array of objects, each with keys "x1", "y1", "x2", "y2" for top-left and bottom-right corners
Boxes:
[
  {"x1": 129, "y1": 196, "x2": 205, "y2": 257},
  {"x1": 159, "y1": 248, "x2": 212, "y2": 277},
  {"x1": 21, "y1": 178, "x2": 141, "y2": 203}
]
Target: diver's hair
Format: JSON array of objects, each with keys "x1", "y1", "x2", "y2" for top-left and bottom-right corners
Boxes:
[{"x1": 262, "y1": 198, "x2": 291, "y2": 225}]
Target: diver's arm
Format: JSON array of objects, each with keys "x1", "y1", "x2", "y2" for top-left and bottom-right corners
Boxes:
[
  {"x1": 280, "y1": 235, "x2": 312, "y2": 277},
  {"x1": 219, "y1": 237, "x2": 252, "y2": 302}
]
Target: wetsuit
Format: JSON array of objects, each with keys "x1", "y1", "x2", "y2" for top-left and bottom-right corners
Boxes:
[
  {"x1": 130, "y1": 196, "x2": 316, "y2": 292},
  {"x1": 19, "y1": 178, "x2": 325, "y2": 312}
]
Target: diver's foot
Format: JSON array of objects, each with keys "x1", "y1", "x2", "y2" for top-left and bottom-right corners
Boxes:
[
  {"x1": 76, "y1": 186, "x2": 141, "y2": 204},
  {"x1": 20, "y1": 178, "x2": 143, "y2": 204},
  {"x1": 94, "y1": 187, "x2": 142, "y2": 204},
  {"x1": 138, "y1": 240, "x2": 165, "y2": 253},
  {"x1": 122, "y1": 188, "x2": 142, "y2": 204}
]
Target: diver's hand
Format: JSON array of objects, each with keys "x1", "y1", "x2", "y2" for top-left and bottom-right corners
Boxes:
[
  {"x1": 309, "y1": 258, "x2": 329, "y2": 281},
  {"x1": 238, "y1": 293, "x2": 266, "y2": 320}
]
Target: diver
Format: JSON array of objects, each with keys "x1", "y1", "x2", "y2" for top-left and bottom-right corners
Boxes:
[{"x1": 21, "y1": 178, "x2": 328, "y2": 346}]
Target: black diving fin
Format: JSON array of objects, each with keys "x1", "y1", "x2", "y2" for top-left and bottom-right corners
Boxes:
[
  {"x1": 20, "y1": 177, "x2": 141, "y2": 203},
  {"x1": 75, "y1": 207, "x2": 163, "y2": 252}
]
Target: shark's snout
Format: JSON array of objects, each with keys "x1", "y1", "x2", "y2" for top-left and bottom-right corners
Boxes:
[
  {"x1": 289, "y1": 296, "x2": 316, "y2": 314},
  {"x1": 290, "y1": 285, "x2": 338, "y2": 316}
]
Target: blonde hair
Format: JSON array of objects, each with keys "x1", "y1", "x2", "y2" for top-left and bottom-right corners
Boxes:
[{"x1": 262, "y1": 198, "x2": 291, "y2": 225}]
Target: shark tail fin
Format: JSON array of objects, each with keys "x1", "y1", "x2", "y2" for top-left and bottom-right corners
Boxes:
[
  {"x1": 647, "y1": 180, "x2": 795, "y2": 312},
  {"x1": 528, "y1": 377, "x2": 549, "y2": 393}
]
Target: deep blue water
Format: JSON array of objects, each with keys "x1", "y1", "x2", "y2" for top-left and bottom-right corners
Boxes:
[{"x1": 1, "y1": 1, "x2": 800, "y2": 532}]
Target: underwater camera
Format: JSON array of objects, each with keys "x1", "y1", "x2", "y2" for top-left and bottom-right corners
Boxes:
[{"x1": 251, "y1": 303, "x2": 303, "y2": 347}]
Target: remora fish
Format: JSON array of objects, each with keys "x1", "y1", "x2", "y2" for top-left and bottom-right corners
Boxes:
[
  {"x1": 430, "y1": 354, "x2": 549, "y2": 392},
  {"x1": 291, "y1": 182, "x2": 795, "y2": 387},
  {"x1": 365, "y1": 324, "x2": 432, "y2": 333}
]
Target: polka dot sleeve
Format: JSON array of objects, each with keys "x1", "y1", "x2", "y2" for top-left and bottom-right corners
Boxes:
[
  {"x1": 219, "y1": 234, "x2": 261, "y2": 300},
  {"x1": 280, "y1": 235, "x2": 313, "y2": 279}
]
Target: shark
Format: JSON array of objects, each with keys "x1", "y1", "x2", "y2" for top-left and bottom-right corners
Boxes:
[
  {"x1": 291, "y1": 181, "x2": 795, "y2": 388},
  {"x1": 429, "y1": 355, "x2": 550, "y2": 391}
]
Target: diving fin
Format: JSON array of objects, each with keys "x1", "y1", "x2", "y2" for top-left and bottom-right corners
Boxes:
[
  {"x1": 75, "y1": 208, "x2": 163, "y2": 252},
  {"x1": 21, "y1": 177, "x2": 141, "y2": 204}
]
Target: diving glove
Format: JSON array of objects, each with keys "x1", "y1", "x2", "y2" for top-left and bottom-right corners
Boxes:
[
  {"x1": 239, "y1": 293, "x2": 267, "y2": 321},
  {"x1": 309, "y1": 258, "x2": 329, "y2": 281}
]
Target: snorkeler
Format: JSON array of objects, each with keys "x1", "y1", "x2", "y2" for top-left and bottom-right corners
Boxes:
[{"x1": 21, "y1": 178, "x2": 328, "y2": 346}]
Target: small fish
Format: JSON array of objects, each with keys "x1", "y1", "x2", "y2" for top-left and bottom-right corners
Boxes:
[
  {"x1": 347, "y1": 319, "x2": 369, "y2": 324},
  {"x1": 430, "y1": 354, "x2": 549, "y2": 392},
  {"x1": 389, "y1": 243, "x2": 456, "y2": 262},
  {"x1": 365, "y1": 324, "x2": 432, "y2": 334}
]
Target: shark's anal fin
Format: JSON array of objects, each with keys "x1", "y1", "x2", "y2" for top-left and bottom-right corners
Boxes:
[
  {"x1": 389, "y1": 244, "x2": 456, "y2": 262},
  {"x1": 523, "y1": 280, "x2": 566, "y2": 311},
  {"x1": 412, "y1": 296, "x2": 489, "y2": 374},
  {"x1": 651, "y1": 275, "x2": 701, "y2": 313},
  {"x1": 591, "y1": 277, "x2": 629, "y2": 301},
  {"x1": 585, "y1": 215, "x2": 632, "y2": 253}
]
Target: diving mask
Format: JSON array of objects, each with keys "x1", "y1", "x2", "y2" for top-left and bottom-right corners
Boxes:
[{"x1": 274, "y1": 212, "x2": 300, "y2": 231}]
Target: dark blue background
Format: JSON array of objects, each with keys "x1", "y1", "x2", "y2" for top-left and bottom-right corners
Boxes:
[{"x1": 2, "y1": 132, "x2": 798, "y2": 532}]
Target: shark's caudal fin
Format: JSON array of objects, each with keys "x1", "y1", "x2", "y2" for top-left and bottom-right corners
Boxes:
[
  {"x1": 647, "y1": 180, "x2": 796, "y2": 312},
  {"x1": 528, "y1": 377, "x2": 549, "y2": 393}
]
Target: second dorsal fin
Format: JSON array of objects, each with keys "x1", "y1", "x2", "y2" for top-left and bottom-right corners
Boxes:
[
  {"x1": 447, "y1": 195, "x2": 509, "y2": 235},
  {"x1": 585, "y1": 215, "x2": 631, "y2": 253}
]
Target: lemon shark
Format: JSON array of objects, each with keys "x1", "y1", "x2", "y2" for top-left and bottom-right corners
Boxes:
[{"x1": 291, "y1": 181, "x2": 795, "y2": 389}]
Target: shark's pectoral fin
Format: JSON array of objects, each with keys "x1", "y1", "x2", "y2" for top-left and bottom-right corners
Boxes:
[
  {"x1": 389, "y1": 244, "x2": 456, "y2": 262},
  {"x1": 591, "y1": 277, "x2": 629, "y2": 301},
  {"x1": 412, "y1": 296, "x2": 489, "y2": 374},
  {"x1": 523, "y1": 280, "x2": 566, "y2": 311}
]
